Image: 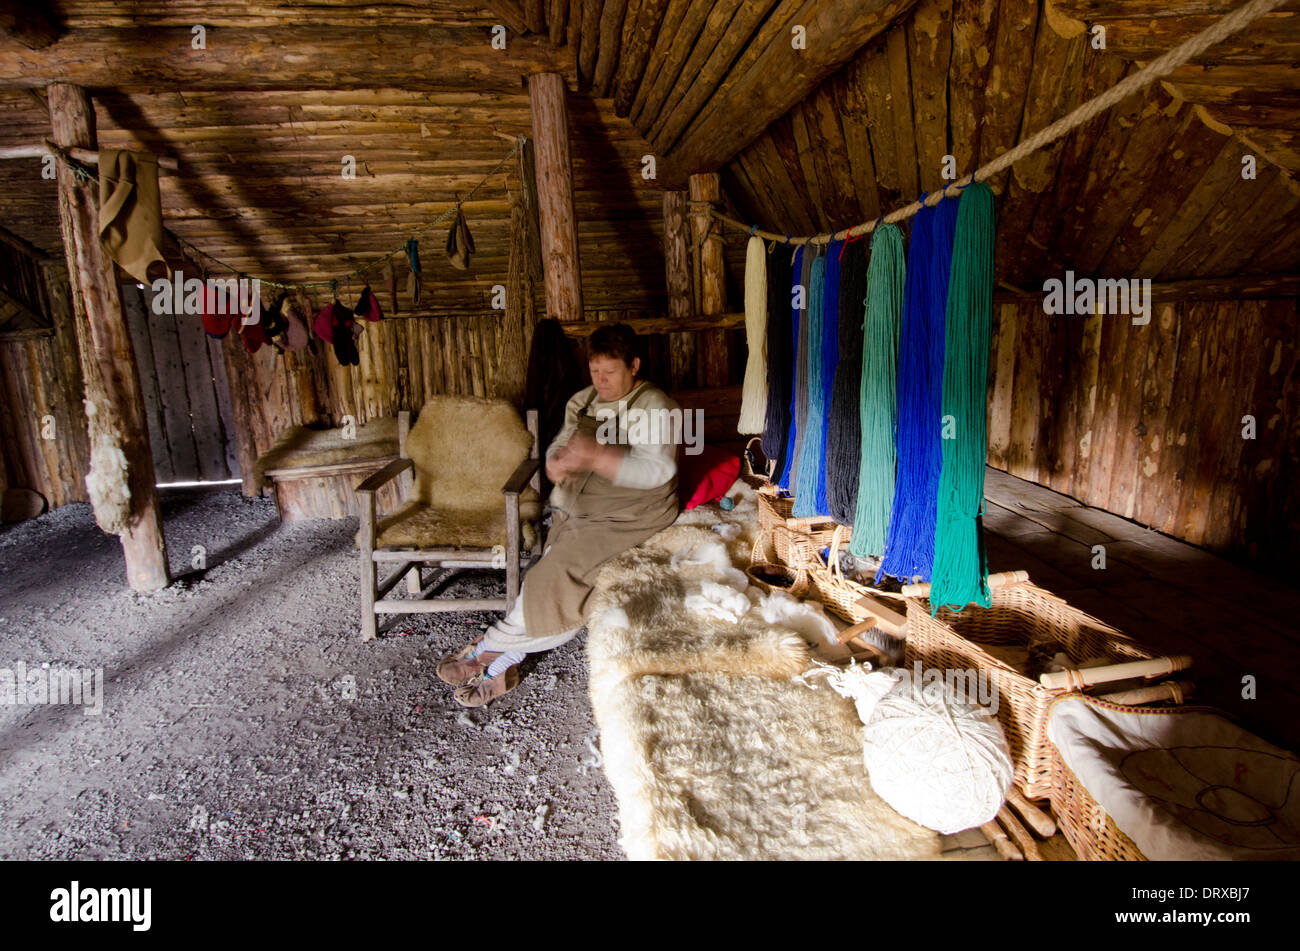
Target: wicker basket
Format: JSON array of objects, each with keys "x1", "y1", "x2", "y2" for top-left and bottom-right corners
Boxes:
[
  {"x1": 904, "y1": 580, "x2": 1157, "y2": 800},
  {"x1": 754, "y1": 487, "x2": 843, "y2": 568},
  {"x1": 1050, "y1": 739, "x2": 1146, "y2": 861},
  {"x1": 804, "y1": 526, "x2": 909, "y2": 625}
]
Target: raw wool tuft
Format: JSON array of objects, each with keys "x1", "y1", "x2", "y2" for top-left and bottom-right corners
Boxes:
[
  {"x1": 808, "y1": 663, "x2": 1013, "y2": 835},
  {"x1": 737, "y1": 236, "x2": 768, "y2": 434},
  {"x1": 83, "y1": 398, "x2": 131, "y2": 535}
]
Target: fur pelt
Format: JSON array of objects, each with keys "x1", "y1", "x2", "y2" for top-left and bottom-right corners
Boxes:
[{"x1": 586, "y1": 482, "x2": 941, "y2": 860}]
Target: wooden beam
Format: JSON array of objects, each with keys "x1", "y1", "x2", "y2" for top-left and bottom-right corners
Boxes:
[
  {"x1": 663, "y1": 189, "x2": 694, "y2": 388},
  {"x1": 0, "y1": 27, "x2": 570, "y2": 91},
  {"x1": 689, "y1": 172, "x2": 729, "y2": 387},
  {"x1": 559, "y1": 312, "x2": 744, "y2": 336},
  {"x1": 48, "y1": 83, "x2": 168, "y2": 591},
  {"x1": 660, "y1": 0, "x2": 920, "y2": 181},
  {"x1": 0, "y1": 0, "x2": 62, "y2": 49},
  {"x1": 528, "y1": 72, "x2": 583, "y2": 321}
]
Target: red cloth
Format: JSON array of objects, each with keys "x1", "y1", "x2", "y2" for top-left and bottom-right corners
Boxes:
[{"x1": 678, "y1": 446, "x2": 741, "y2": 510}]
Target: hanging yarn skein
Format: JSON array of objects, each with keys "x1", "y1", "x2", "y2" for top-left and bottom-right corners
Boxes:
[
  {"x1": 793, "y1": 246, "x2": 836, "y2": 518},
  {"x1": 778, "y1": 246, "x2": 806, "y2": 491},
  {"x1": 929, "y1": 183, "x2": 996, "y2": 614},
  {"x1": 762, "y1": 248, "x2": 795, "y2": 481},
  {"x1": 825, "y1": 239, "x2": 869, "y2": 525},
  {"x1": 849, "y1": 223, "x2": 905, "y2": 557},
  {"x1": 875, "y1": 200, "x2": 958, "y2": 584},
  {"x1": 738, "y1": 236, "x2": 769, "y2": 433}
]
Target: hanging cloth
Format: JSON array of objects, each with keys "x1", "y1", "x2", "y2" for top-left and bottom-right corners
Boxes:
[
  {"x1": 446, "y1": 206, "x2": 476, "y2": 271},
  {"x1": 97, "y1": 149, "x2": 168, "y2": 285},
  {"x1": 738, "y1": 236, "x2": 768, "y2": 434}
]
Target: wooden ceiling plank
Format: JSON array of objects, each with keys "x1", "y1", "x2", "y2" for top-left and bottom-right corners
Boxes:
[
  {"x1": 662, "y1": 0, "x2": 921, "y2": 180},
  {"x1": 592, "y1": 0, "x2": 631, "y2": 97},
  {"x1": 628, "y1": 0, "x2": 691, "y2": 125},
  {"x1": 908, "y1": 0, "x2": 955, "y2": 194},
  {"x1": 629, "y1": 0, "x2": 717, "y2": 133},
  {"x1": 613, "y1": 0, "x2": 672, "y2": 117},
  {"x1": 645, "y1": 0, "x2": 744, "y2": 150}
]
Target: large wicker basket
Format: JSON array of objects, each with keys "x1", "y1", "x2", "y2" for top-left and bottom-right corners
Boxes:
[
  {"x1": 904, "y1": 579, "x2": 1157, "y2": 800},
  {"x1": 754, "y1": 486, "x2": 843, "y2": 568},
  {"x1": 1049, "y1": 738, "x2": 1146, "y2": 860}
]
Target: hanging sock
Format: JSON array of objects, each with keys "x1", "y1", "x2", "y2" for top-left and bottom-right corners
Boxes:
[
  {"x1": 849, "y1": 224, "x2": 905, "y2": 557},
  {"x1": 405, "y1": 238, "x2": 423, "y2": 306},
  {"x1": 826, "y1": 238, "x2": 868, "y2": 525},
  {"x1": 761, "y1": 246, "x2": 794, "y2": 482},
  {"x1": 777, "y1": 246, "x2": 806, "y2": 492},
  {"x1": 875, "y1": 199, "x2": 959, "y2": 585},
  {"x1": 792, "y1": 246, "x2": 834, "y2": 518},
  {"x1": 355, "y1": 284, "x2": 383, "y2": 322},
  {"x1": 738, "y1": 236, "x2": 769, "y2": 434},
  {"x1": 446, "y1": 206, "x2": 476, "y2": 271},
  {"x1": 929, "y1": 183, "x2": 996, "y2": 614}
]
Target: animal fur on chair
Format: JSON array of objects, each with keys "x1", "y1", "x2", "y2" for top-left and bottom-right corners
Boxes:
[{"x1": 586, "y1": 485, "x2": 942, "y2": 861}]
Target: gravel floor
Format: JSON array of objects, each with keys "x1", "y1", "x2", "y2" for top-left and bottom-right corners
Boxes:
[{"x1": 0, "y1": 489, "x2": 623, "y2": 860}]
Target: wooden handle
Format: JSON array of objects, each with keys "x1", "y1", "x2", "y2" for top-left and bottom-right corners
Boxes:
[
  {"x1": 980, "y1": 820, "x2": 1023, "y2": 861},
  {"x1": 1039, "y1": 655, "x2": 1193, "y2": 690},
  {"x1": 1007, "y1": 787, "x2": 1056, "y2": 838},
  {"x1": 1096, "y1": 680, "x2": 1194, "y2": 706},
  {"x1": 835, "y1": 617, "x2": 878, "y2": 645},
  {"x1": 997, "y1": 806, "x2": 1043, "y2": 861},
  {"x1": 852, "y1": 594, "x2": 908, "y2": 636},
  {"x1": 901, "y1": 570, "x2": 1029, "y2": 598}
]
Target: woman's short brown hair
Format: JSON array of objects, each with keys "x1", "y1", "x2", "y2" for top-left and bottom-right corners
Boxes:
[{"x1": 588, "y1": 322, "x2": 640, "y2": 367}]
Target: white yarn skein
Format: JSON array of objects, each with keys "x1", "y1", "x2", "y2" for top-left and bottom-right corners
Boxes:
[
  {"x1": 737, "y1": 235, "x2": 768, "y2": 434},
  {"x1": 812, "y1": 663, "x2": 1013, "y2": 835}
]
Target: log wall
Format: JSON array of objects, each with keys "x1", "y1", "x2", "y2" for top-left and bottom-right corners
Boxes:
[{"x1": 987, "y1": 297, "x2": 1300, "y2": 566}]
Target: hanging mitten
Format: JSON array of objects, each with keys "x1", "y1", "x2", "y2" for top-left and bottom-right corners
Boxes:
[
  {"x1": 355, "y1": 285, "x2": 383, "y2": 322},
  {"x1": 240, "y1": 307, "x2": 269, "y2": 353},
  {"x1": 283, "y1": 298, "x2": 310, "y2": 351},
  {"x1": 199, "y1": 274, "x2": 233, "y2": 338},
  {"x1": 382, "y1": 258, "x2": 399, "y2": 315},
  {"x1": 405, "y1": 238, "x2": 422, "y2": 306},
  {"x1": 446, "y1": 206, "x2": 475, "y2": 271},
  {"x1": 261, "y1": 291, "x2": 289, "y2": 348},
  {"x1": 331, "y1": 301, "x2": 359, "y2": 366}
]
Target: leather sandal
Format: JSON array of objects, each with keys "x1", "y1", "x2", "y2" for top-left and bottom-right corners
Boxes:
[
  {"x1": 452, "y1": 666, "x2": 520, "y2": 708},
  {"x1": 436, "y1": 637, "x2": 500, "y2": 686}
]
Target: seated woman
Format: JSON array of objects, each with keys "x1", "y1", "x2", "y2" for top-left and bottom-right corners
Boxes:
[{"x1": 436, "y1": 323, "x2": 682, "y2": 707}]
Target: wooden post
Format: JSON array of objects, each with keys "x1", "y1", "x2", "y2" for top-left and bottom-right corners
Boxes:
[
  {"x1": 220, "y1": 333, "x2": 262, "y2": 497},
  {"x1": 688, "y1": 172, "x2": 729, "y2": 387},
  {"x1": 48, "y1": 82, "x2": 169, "y2": 590},
  {"x1": 662, "y1": 189, "x2": 694, "y2": 389},
  {"x1": 528, "y1": 72, "x2": 583, "y2": 322},
  {"x1": 497, "y1": 186, "x2": 538, "y2": 407}
]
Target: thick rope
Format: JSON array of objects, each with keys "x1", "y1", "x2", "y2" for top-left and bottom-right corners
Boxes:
[
  {"x1": 708, "y1": 0, "x2": 1288, "y2": 246},
  {"x1": 738, "y1": 235, "x2": 769, "y2": 433},
  {"x1": 930, "y1": 183, "x2": 996, "y2": 613},
  {"x1": 849, "y1": 223, "x2": 905, "y2": 557}
]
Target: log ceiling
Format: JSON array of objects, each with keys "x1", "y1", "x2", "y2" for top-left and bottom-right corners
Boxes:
[
  {"x1": 0, "y1": 0, "x2": 1296, "y2": 320},
  {"x1": 715, "y1": 0, "x2": 1300, "y2": 288}
]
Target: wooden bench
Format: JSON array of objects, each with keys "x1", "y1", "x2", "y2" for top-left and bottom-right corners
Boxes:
[{"x1": 256, "y1": 414, "x2": 410, "y2": 521}]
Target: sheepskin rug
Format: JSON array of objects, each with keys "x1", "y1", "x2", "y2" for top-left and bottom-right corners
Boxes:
[{"x1": 585, "y1": 482, "x2": 942, "y2": 861}]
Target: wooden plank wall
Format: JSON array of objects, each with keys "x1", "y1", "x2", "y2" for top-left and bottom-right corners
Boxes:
[
  {"x1": 124, "y1": 285, "x2": 240, "y2": 483},
  {"x1": 0, "y1": 330, "x2": 90, "y2": 508},
  {"x1": 987, "y1": 297, "x2": 1300, "y2": 566}
]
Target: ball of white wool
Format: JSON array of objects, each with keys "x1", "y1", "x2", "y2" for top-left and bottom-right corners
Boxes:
[{"x1": 860, "y1": 669, "x2": 1013, "y2": 834}]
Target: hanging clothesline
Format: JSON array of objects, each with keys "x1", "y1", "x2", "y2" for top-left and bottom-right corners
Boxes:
[
  {"x1": 710, "y1": 0, "x2": 1287, "y2": 247},
  {"x1": 46, "y1": 135, "x2": 527, "y2": 293}
]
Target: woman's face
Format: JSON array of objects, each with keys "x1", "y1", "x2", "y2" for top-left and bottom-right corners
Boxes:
[{"x1": 589, "y1": 353, "x2": 640, "y2": 402}]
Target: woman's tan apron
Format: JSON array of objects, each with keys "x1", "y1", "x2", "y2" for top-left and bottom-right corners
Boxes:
[{"x1": 522, "y1": 383, "x2": 680, "y2": 639}]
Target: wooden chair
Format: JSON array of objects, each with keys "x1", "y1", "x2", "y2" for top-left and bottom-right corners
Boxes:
[{"x1": 355, "y1": 396, "x2": 543, "y2": 640}]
